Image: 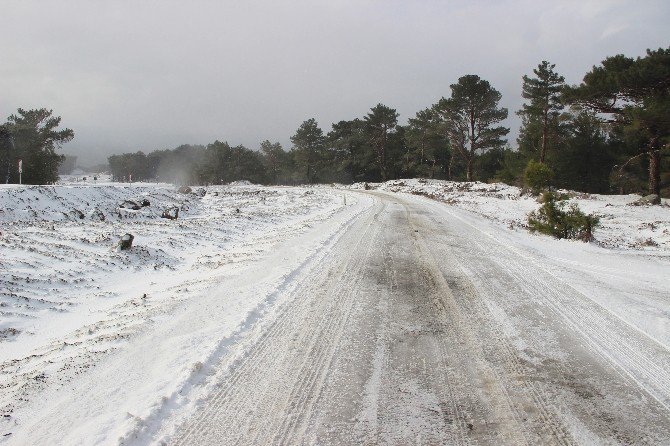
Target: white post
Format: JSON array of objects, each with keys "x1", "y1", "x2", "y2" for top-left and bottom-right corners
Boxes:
[{"x1": 18, "y1": 159, "x2": 22, "y2": 185}]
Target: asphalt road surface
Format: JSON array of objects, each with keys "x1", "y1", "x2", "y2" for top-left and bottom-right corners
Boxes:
[{"x1": 171, "y1": 191, "x2": 670, "y2": 445}]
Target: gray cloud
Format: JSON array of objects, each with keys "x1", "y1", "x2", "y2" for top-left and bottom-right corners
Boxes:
[{"x1": 2, "y1": 0, "x2": 669, "y2": 165}]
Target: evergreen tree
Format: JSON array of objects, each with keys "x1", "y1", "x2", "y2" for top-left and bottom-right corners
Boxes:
[
  {"x1": 0, "y1": 124, "x2": 11, "y2": 183},
  {"x1": 290, "y1": 118, "x2": 325, "y2": 184},
  {"x1": 327, "y1": 119, "x2": 374, "y2": 182},
  {"x1": 551, "y1": 112, "x2": 614, "y2": 194},
  {"x1": 405, "y1": 108, "x2": 446, "y2": 178},
  {"x1": 494, "y1": 149, "x2": 526, "y2": 186},
  {"x1": 518, "y1": 61, "x2": 566, "y2": 163},
  {"x1": 260, "y1": 140, "x2": 293, "y2": 184},
  {"x1": 364, "y1": 104, "x2": 399, "y2": 181},
  {"x1": 435, "y1": 75, "x2": 509, "y2": 181},
  {"x1": 564, "y1": 47, "x2": 670, "y2": 201},
  {"x1": 475, "y1": 146, "x2": 510, "y2": 183},
  {"x1": 108, "y1": 151, "x2": 149, "y2": 182},
  {"x1": 3, "y1": 108, "x2": 74, "y2": 184}
]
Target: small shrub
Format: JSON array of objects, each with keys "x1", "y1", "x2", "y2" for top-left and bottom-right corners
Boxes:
[
  {"x1": 528, "y1": 192, "x2": 599, "y2": 241},
  {"x1": 523, "y1": 160, "x2": 554, "y2": 195}
]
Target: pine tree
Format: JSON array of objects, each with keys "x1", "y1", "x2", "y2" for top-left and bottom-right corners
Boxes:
[
  {"x1": 405, "y1": 108, "x2": 445, "y2": 178},
  {"x1": 364, "y1": 104, "x2": 399, "y2": 181},
  {"x1": 434, "y1": 75, "x2": 509, "y2": 181},
  {"x1": 327, "y1": 119, "x2": 370, "y2": 182},
  {"x1": 3, "y1": 108, "x2": 74, "y2": 184},
  {"x1": 551, "y1": 112, "x2": 614, "y2": 194},
  {"x1": 518, "y1": 61, "x2": 565, "y2": 164},
  {"x1": 564, "y1": 47, "x2": 670, "y2": 202},
  {"x1": 290, "y1": 118, "x2": 325, "y2": 184}
]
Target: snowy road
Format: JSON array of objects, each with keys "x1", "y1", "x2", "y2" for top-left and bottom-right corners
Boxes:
[{"x1": 168, "y1": 191, "x2": 670, "y2": 445}]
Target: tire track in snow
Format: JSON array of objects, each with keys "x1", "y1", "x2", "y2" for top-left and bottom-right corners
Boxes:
[
  {"x1": 123, "y1": 192, "x2": 373, "y2": 446},
  {"x1": 405, "y1": 205, "x2": 559, "y2": 446},
  {"x1": 407, "y1": 193, "x2": 670, "y2": 443},
  {"x1": 454, "y1": 210, "x2": 670, "y2": 413},
  {"x1": 171, "y1": 199, "x2": 385, "y2": 445}
]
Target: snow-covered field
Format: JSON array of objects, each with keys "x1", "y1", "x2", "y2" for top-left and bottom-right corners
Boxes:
[
  {"x1": 0, "y1": 180, "x2": 359, "y2": 443},
  {"x1": 354, "y1": 178, "x2": 670, "y2": 252},
  {"x1": 2, "y1": 177, "x2": 669, "y2": 444}
]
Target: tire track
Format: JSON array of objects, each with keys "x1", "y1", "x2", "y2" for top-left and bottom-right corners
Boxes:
[
  {"x1": 171, "y1": 201, "x2": 385, "y2": 445},
  {"x1": 406, "y1": 208, "x2": 541, "y2": 446},
  {"x1": 408, "y1": 193, "x2": 670, "y2": 443}
]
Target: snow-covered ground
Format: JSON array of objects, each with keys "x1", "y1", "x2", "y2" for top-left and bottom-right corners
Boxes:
[
  {"x1": 356, "y1": 179, "x2": 670, "y2": 354},
  {"x1": 1, "y1": 177, "x2": 669, "y2": 444},
  {"x1": 353, "y1": 178, "x2": 670, "y2": 252},
  {"x1": 0, "y1": 180, "x2": 360, "y2": 443}
]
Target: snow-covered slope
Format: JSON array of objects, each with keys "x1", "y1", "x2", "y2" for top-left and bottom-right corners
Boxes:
[
  {"x1": 0, "y1": 182, "x2": 354, "y2": 440},
  {"x1": 353, "y1": 179, "x2": 670, "y2": 252}
]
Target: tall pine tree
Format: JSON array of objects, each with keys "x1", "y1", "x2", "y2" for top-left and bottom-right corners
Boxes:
[
  {"x1": 364, "y1": 104, "x2": 399, "y2": 181},
  {"x1": 564, "y1": 47, "x2": 670, "y2": 202},
  {"x1": 435, "y1": 75, "x2": 509, "y2": 181},
  {"x1": 290, "y1": 118, "x2": 325, "y2": 184},
  {"x1": 405, "y1": 108, "x2": 446, "y2": 178},
  {"x1": 518, "y1": 61, "x2": 565, "y2": 164}
]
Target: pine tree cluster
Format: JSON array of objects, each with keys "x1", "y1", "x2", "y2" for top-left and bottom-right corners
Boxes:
[{"x1": 2, "y1": 48, "x2": 668, "y2": 196}]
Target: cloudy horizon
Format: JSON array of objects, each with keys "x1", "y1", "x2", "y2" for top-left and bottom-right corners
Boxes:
[{"x1": 2, "y1": 0, "x2": 669, "y2": 166}]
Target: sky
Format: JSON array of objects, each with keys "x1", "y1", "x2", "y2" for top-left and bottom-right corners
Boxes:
[{"x1": 1, "y1": 0, "x2": 669, "y2": 166}]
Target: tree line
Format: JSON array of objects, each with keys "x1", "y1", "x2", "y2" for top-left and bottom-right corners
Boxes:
[{"x1": 3, "y1": 47, "x2": 669, "y2": 199}]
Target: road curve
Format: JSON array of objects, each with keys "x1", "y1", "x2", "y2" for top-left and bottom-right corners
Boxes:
[{"x1": 169, "y1": 191, "x2": 670, "y2": 445}]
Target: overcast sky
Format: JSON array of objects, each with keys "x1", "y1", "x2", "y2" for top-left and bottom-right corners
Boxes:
[{"x1": 2, "y1": 0, "x2": 669, "y2": 165}]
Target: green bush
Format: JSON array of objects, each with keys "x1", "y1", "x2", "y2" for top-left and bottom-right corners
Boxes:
[
  {"x1": 523, "y1": 160, "x2": 553, "y2": 195},
  {"x1": 528, "y1": 192, "x2": 599, "y2": 241}
]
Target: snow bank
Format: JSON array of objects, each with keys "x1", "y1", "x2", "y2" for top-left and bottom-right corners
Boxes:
[
  {"x1": 0, "y1": 183, "x2": 349, "y2": 435},
  {"x1": 352, "y1": 179, "x2": 670, "y2": 252}
]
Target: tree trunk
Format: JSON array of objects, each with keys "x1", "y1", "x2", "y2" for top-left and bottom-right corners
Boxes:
[
  {"x1": 378, "y1": 144, "x2": 387, "y2": 181},
  {"x1": 540, "y1": 110, "x2": 548, "y2": 163},
  {"x1": 649, "y1": 149, "x2": 661, "y2": 203}
]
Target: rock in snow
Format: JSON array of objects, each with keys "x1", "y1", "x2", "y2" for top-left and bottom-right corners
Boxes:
[
  {"x1": 118, "y1": 233, "x2": 134, "y2": 250},
  {"x1": 161, "y1": 206, "x2": 179, "y2": 220}
]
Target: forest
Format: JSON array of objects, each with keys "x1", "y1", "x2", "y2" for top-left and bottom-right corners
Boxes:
[{"x1": 3, "y1": 48, "x2": 669, "y2": 200}]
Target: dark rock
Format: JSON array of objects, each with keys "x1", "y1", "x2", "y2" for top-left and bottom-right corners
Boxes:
[
  {"x1": 141, "y1": 199, "x2": 150, "y2": 207},
  {"x1": 119, "y1": 233, "x2": 134, "y2": 250},
  {"x1": 194, "y1": 188, "x2": 206, "y2": 197},
  {"x1": 161, "y1": 206, "x2": 179, "y2": 220},
  {"x1": 89, "y1": 209, "x2": 106, "y2": 221},
  {"x1": 177, "y1": 186, "x2": 192, "y2": 194},
  {"x1": 119, "y1": 200, "x2": 141, "y2": 210}
]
